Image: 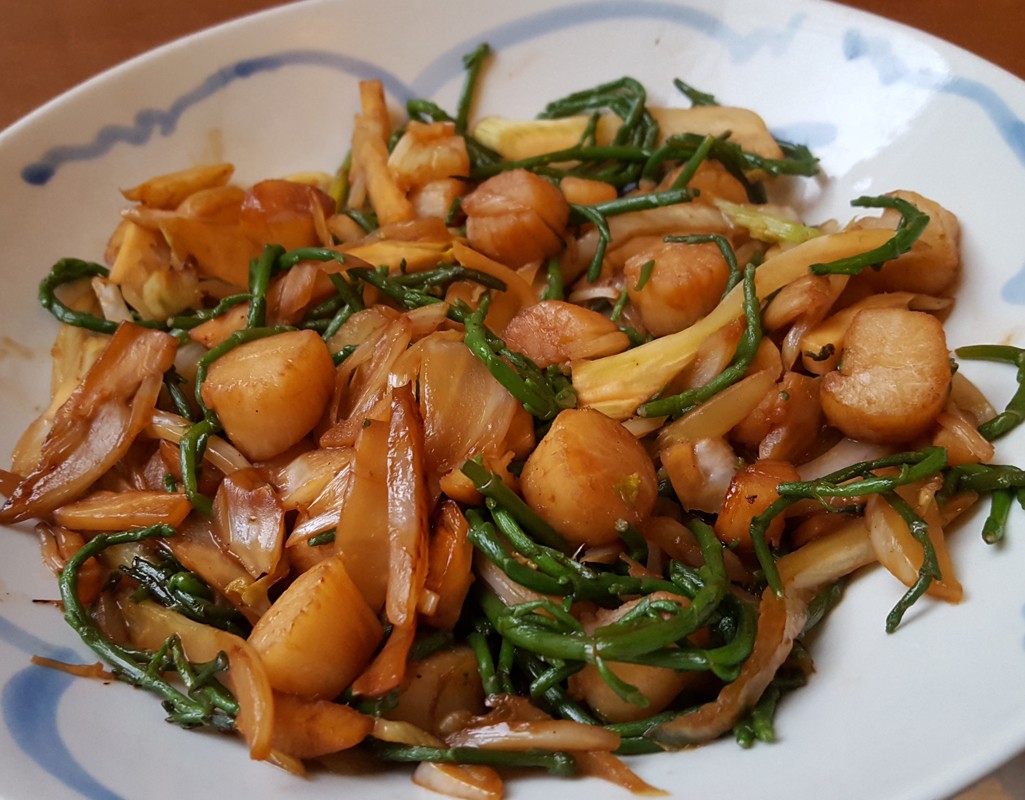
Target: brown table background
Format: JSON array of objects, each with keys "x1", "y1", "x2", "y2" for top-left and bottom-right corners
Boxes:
[
  {"x1": 3, "y1": 0, "x2": 1025, "y2": 131},
  {"x1": 2, "y1": 0, "x2": 1025, "y2": 798}
]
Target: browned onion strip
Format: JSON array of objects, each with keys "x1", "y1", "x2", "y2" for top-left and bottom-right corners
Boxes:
[
  {"x1": 351, "y1": 385, "x2": 430, "y2": 696},
  {"x1": 445, "y1": 718, "x2": 621, "y2": 752},
  {"x1": 120, "y1": 599, "x2": 274, "y2": 760},
  {"x1": 575, "y1": 750, "x2": 668, "y2": 797},
  {"x1": 646, "y1": 587, "x2": 810, "y2": 747},
  {"x1": 776, "y1": 518, "x2": 877, "y2": 592},
  {"x1": 412, "y1": 761, "x2": 504, "y2": 800},
  {"x1": 0, "y1": 323, "x2": 176, "y2": 523}
]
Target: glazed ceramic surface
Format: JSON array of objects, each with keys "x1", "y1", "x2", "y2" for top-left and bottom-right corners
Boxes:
[{"x1": 2, "y1": 1, "x2": 1025, "y2": 797}]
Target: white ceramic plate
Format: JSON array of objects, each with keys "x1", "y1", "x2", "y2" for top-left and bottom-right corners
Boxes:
[{"x1": 2, "y1": 0, "x2": 1025, "y2": 798}]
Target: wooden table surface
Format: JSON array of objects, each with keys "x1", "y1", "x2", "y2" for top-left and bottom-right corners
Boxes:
[
  {"x1": 2, "y1": 0, "x2": 1024, "y2": 131},
  {"x1": 2, "y1": 1, "x2": 1024, "y2": 798}
]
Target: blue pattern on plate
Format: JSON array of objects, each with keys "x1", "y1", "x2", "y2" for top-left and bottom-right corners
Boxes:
[
  {"x1": 0, "y1": 616, "x2": 123, "y2": 799},
  {"x1": 20, "y1": 1, "x2": 808, "y2": 187},
  {"x1": 19, "y1": 3, "x2": 1025, "y2": 190},
  {"x1": 843, "y1": 29, "x2": 1025, "y2": 165},
  {"x1": 843, "y1": 29, "x2": 1025, "y2": 301},
  {"x1": 19, "y1": 51, "x2": 414, "y2": 187},
  {"x1": 408, "y1": 1, "x2": 806, "y2": 100},
  {"x1": 19, "y1": 4, "x2": 1025, "y2": 304}
]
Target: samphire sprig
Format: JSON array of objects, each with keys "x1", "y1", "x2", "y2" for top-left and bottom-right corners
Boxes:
[
  {"x1": 938, "y1": 344, "x2": 1025, "y2": 545},
  {"x1": 39, "y1": 258, "x2": 162, "y2": 335},
  {"x1": 461, "y1": 294, "x2": 577, "y2": 421},
  {"x1": 942, "y1": 461, "x2": 1025, "y2": 544},
  {"x1": 748, "y1": 446, "x2": 948, "y2": 630},
  {"x1": 954, "y1": 344, "x2": 1025, "y2": 441},
  {"x1": 368, "y1": 740, "x2": 576, "y2": 776},
  {"x1": 121, "y1": 550, "x2": 251, "y2": 638},
  {"x1": 810, "y1": 195, "x2": 930, "y2": 276},
  {"x1": 58, "y1": 523, "x2": 238, "y2": 730},
  {"x1": 461, "y1": 464, "x2": 756, "y2": 706},
  {"x1": 405, "y1": 42, "x2": 501, "y2": 170}
]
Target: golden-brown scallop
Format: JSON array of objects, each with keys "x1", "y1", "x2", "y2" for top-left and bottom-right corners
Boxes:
[
  {"x1": 623, "y1": 240, "x2": 730, "y2": 336},
  {"x1": 248, "y1": 555, "x2": 383, "y2": 699},
  {"x1": 730, "y1": 371, "x2": 823, "y2": 462},
  {"x1": 819, "y1": 307, "x2": 951, "y2": 443},
  {"x1": 201, "y1": 329, "x2": 336, "y2": 461},
  {"x1": 714, "y1": 459, "x2": 801, "y2": 551},
  {"x1": 558, "y1": 175, "x2": 618, "y2": 206},
  {"x1": 461, "y1": 169, "x2": 569, "y2": 267},
  {"x1": 661, "y1": 160, "x2": 749, "y2": 206},
  {"x1": 519, "y1": 408, "x2": 657, "y2": 547},
  {"x1": 502, "y1": 300, "x2": 631, "y2": 368},
  {"x1": 239, "y1": 179, "x2": 335, "y2": 252},
  {"x1": 387, "y1": 646, "x2": 486, "y2": 736}
]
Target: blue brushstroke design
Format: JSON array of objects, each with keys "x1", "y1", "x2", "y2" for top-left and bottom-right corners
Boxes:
[
  {"x1": 3, "y1": 6, "x2": 1025, "y2": 796},
  {"x1": 842, "y1": 29, "x2": 1025, "y2": 301},
  {"x1": 20, "y1": 51, "x2": 416, "y2": 186},
  {"x1": 408, "y1": 1, "x2": 806, "y2": 100},
  {"x1": 843, "y1": 29, "x2": 1025, "y2": 165},
  {"x1": 17, "y1": 4, "x2": 1025, "y2": 198},
  {"x1": 1001, "y1": 261, "x2": 1025, "y2": 304},
  {"x1": 20, "y1": 1, "x2": 808, "y2": 187},
  {"x1": 0, "y1": 614, "x2": 123, "y2": 799},
  {"x1": 771, "y1": 121, "x2": 838, "y2": 152}
]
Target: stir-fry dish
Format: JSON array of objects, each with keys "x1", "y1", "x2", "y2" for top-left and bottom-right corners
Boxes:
[{"x1": 5, "y1": 43, "x2": 1025, "y2": 797}]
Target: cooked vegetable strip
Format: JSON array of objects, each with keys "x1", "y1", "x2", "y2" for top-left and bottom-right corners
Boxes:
[
  {"x1": 461, "y1": 459, "x2": 568, "y2": 550},
  {"x1": 369, "y1": 741, "x2": 577, "y2": 775},
  {"x1": 571, "y1": 226, "x2": 898, "y2": 418},
  {"x1": 347, "y1": 264, "x2": 506, "y2": 310},
  {"x1": 177, "y1": 418, "x2": 219, "y2": 517},
  {"x1": 245, "y1": 244, "x2": 284, "y2": 328},
  {"x1": 647, "y1": 587, "x2": 809, "y2": 747},
  {"x1": 456, "y1": 43, "x2": 490, "y2": 136},
  {"x1": 943, "y1": 462, "x2": 1025, "y2": 544},
  {"x1": 571, "y1": 188, "x2": 697, "y2": 282},
  {"x1": 352, "y1": 385, "x2": 430, "y2": 696},
  {"x1": 1, "y1": 323, "x2": 176, "y2": 522},
  {"x1": 665, "y1": 232, "x2": 742, "y2": 296},
  {"x1": 472, "y1": 144, "x2": 651, "y2": 180},
  {"x1": 733, "y1": 683, "x2": 781, "y2": 747},
  {"x1": 535, "y1": 77, "x2": 658, "y2": 187},
  {"x1": 478, "y1": 520, "x2": 727, "y2": 678},
  {"x1": 407, "y1": 43, "x2": 500, "y2": 170},
  {"x1": 981, "y1": 488, "x2": 1015, "y2": 544},
  {"x1": 673, "y1": 78, "x2": 716, "y2": 106},
  {"x1": 122, "y1": 552, "x2": 251, "y2": 638},
  {"x1": 468, "y1": 504, "x2": 690, "y2": 603},
  {"x1": 638, "y1": 263, "x2": 760, "y2": 418},
  {"x1": 880, "y1": 491, "x2": 941, "y2": 632},
  {"x1": 714, "y1": 199, "x2": 822, "y2": 244},
  {"x1": 644, "y1": 132, "x2": 715, "y2": 185}
]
